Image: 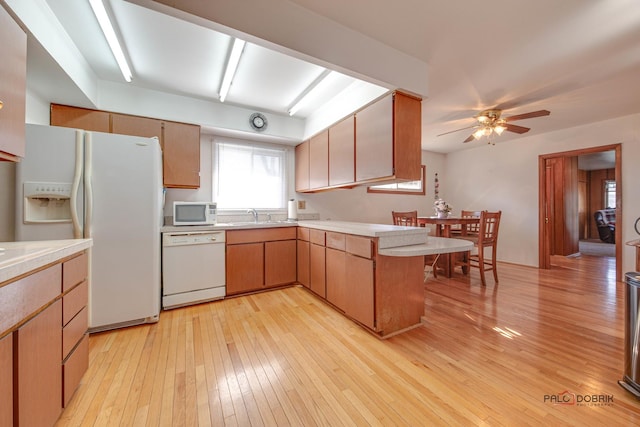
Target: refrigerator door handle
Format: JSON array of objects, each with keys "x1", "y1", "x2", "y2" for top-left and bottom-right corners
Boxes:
[
  {"x1": 84, "y1": 132, "x2": 93, "y2": 239},
  {"x1": 71, "y1": 130, "x2": 84, "y2": 239}
]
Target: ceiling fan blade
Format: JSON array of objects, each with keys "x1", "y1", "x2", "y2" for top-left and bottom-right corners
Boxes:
[
  {"x1": 463, "y1": 134, "x2": 475, "y2": 143},
  {"x1": 437, "y1": 125, "x2": 477, "y2": 137},
  {"x1": 503, "y1": 110, "x2": 550, "y2": 122},
  {"x1": 504, "y1": 123, "x2": 530, "y2": 134}
]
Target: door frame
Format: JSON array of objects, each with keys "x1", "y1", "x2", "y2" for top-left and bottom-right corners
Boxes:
[{"x1": 538, "y1": 143, "x2": 622, "y2": 281}]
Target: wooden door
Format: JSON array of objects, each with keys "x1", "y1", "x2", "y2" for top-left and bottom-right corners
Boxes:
[
  {"x1": 162, "y1": 121, "x2": 201, "y2": 188},
  {"x1": 0, "y1": 333, "x2": 12, "y2": 427},
  {"x1": 16, "y1": 300, "x2": 62, "y2": 427},
  {"x1": 265, "y1": 240, "x2": 297, "y2": 287},
  {"x1": 309, "y1": 130, "x2": 329, "y2": 189},
  {"x1": 0, "y1": 6, "x2": 26, "y2": 161},
  {"x1": 226, "y1": 243, "x2": 264, "y2": 295},
  {"x1": 326, "y1": 248, "x2": 346, "y2": 311},
  {"x1": 345, "y1": 254, "x2": 375, "y2": 330},
  {"x1": 297, "y1": 240, "x2": 310, "y2": 288},
  {"x1": 50, "y1": 104, "x2": 110, "y2": 133},
  {"x1": 355, "y1": 93, "x2": 393, "y2": 182},
  {"x1": 309, "y1": 243, "x2": 326, "y2": 298},
  {"x1": 328, "y1": 116, "x2": 355, "y2": 186},
  {"x1": 295, "y1": 141, "x2": 310, "y2": 192}
]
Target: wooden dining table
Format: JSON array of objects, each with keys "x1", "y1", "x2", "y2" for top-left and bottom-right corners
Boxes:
[{"x1": 417, "y1": 216, "x2": 480, "y2": 277}]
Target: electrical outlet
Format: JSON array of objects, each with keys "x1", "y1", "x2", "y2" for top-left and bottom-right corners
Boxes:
[{"x1": 297, "y1": 200, "x2": 306, "y2": 210}]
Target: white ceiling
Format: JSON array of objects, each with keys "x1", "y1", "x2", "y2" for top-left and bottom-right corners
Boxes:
[{"x1": 23, "y1": 0, "x2": 640, "y2": 153}]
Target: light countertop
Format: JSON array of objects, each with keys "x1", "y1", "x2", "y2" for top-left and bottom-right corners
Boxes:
[
  {"x1": 378, "y1": 237, "x2": 473, "y2": 257},
  {"x1": 0, "y1": 239, "x2": 93, "y2": 284}
]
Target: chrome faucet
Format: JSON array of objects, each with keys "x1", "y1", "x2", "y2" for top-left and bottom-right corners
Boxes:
[{"x1": 247, "y1": 208, "x2": 258, "y2": 222}]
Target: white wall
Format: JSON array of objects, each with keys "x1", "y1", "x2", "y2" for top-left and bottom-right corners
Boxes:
[{"x1": 444, "y1": 113, "x2": 640, "y2": 273}]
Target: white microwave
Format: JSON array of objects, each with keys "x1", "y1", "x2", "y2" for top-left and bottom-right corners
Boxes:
[{"x1": 173, "y1": 202, "x2": 217, "y2": 226}]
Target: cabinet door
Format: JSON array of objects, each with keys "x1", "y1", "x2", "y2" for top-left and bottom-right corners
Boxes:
[
  {"x1": 326, "y1": 248, "x2": 346, "y2": 311},
  {"x1": 162, "y1": 121, "x2": 201, "y2": 189},
  {"x1": 50, "y1": 104, "x2": 110, "y2": 133},
  {"x1": 0, "y1": 333, "x2": 12, "y2": 427},
  {"x1": 297, "y1": 240, "x2": 310, "y2": 288},
  {"x1": 309, "y1": 129, "x2": 329, "y2": 189},
  {"x1": 111, "y1": 113, "x2": 162, "y2": 139},
  {"x1": 16, "y1": 300, "x2": 62, "y2": 427},
  {"x1": 309, "y1": 243, "x2": 326, "y2": 297},
  {"x1": 392, "y1": 92, "x2": 422, "y2": 181},
  {"x1": 345, "y1": 254, "x2": 375, "y2": 330},
  {"x1": 355, "y1": 94, "x2": 393, "y2": 182},
  {"x1": 226, "y1": 243, "x2": 264, "y2": 295},
  {"x1": 329, "y1": 116, "x2": 355, "y2": 186},
  {"x1": 295, "y1": 141, "x2": 310, "y2": 192},
  {"x1": 0, "y1": 6, "x2": 26, "y2": 161},
  {"x1": 265, "y1": 240, "x2": 297, "y2": 287}
]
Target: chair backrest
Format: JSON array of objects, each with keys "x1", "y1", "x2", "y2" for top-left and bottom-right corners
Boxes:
[
  {"x1": 392, "y1": 210, "x2": 418, "y2": 227},
  {"x1": 478, "y1": 211, "x2": 501, "y2": 247},
  {"x1": 461, "y1": 210, "x2": 481, "y2": 234}
]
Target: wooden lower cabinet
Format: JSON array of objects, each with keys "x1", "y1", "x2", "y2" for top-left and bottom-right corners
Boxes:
[
  {"x1": 325, "y1": 248, "x2": 346, "y2": 311},
  {"x1": 226, "y1": 243, "x2": 265, "y2": 295},
  {"x1": 265, "y1": 240, "x2": 297, "y2": 287},
  {"x1": 0, "y1": 334, "x2": 12, "y2": 427},
  {"x1": 310, "y1": 243, "x2": 326, "y2": 298},
  {"x1": 15, "y1": 300, "x2": 62, "y2": 427},
  {"x1": 297, "y1": 240, "x2": 310, "y2": 288},
  {"x1": 226, "y1": 227, "x2": 297, "y2": 295},
  {"x1": 345, "y1": 254, "x2": 375, "y2": 330}
]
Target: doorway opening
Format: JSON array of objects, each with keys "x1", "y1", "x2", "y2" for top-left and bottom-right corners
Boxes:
[{"x1": 538, "y1": 144, "x2": 622, "y2": 281}]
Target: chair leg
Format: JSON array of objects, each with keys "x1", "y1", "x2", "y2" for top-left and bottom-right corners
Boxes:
[
  {"x1": 478, "y1": 248, "x2": 486, "y2": 286},
  {"x1": 491, "y1": 245, "x2": 499, "y2": 283}
]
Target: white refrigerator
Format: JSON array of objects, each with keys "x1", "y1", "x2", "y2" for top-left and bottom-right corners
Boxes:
[{"x1": 16, "y1": 124, "x2": 163, "y2": 332}]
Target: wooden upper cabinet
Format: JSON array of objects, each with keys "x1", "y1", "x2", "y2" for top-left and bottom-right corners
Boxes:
[
  {"x1": 295, "y1": 140, "x2": 310, "y2": 192},
  {"x1": 356, "y1": 91, "x2": 421, "y2": 183},
  {"x1": 355, "y1": 93, "x2": 393, "y2": 182},
  {"x1": 0, "y1": 5, "x2": 26, "y2": 162},
  {"x1": 309, "y1": 129, "x2": 329, "y2": 189},
  {"x1": 111, "y1": 113, "x2": 162, "y2": 139},
  {"x1": 50, "y1": 104, "x2": 200, "y2": 188},
  {"x1": 51, "y1": 104, "x2": 110, "y2": 133},
  {"x1": 162, "y1": 121, "x2": 201, "y2": 189},
  {"x1": 329, "y1": 116, "x2": 355, "y2": 186}
]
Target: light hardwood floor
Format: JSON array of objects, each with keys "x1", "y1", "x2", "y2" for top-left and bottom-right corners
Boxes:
[{"x1": 57, "y1": 255, "x2": 640, "y2": 426}]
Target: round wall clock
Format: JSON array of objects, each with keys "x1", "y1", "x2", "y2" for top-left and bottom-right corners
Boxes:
[{"x1": 249, "y1": 113, "x2": 268, "y2": 132}]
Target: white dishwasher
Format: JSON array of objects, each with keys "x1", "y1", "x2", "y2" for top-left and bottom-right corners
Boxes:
[{"x1": 162, "y1": 230, "x2": 226, "y2": 309}]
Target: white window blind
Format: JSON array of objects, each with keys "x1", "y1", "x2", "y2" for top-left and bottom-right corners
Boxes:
[{"x1": 213, "y1": 141, "x2": 287, "y2": 209}]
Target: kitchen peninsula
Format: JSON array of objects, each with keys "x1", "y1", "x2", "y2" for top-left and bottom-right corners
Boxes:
[
  {"x1": 296, "y1": 220, "x2": 472, "y2": 337},
  {"x1": 0, "y1": 239, "x2": 92, "y2": 427}
]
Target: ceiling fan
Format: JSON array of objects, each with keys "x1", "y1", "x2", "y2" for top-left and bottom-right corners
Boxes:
[{"x1": 438, "y1": 109, "x2": 551, "y2": 144}]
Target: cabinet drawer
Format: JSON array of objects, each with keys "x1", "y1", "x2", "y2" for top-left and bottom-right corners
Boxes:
[
  {"x1": 325, "y1": 232, "x2": 346, "y2": 250},
  {"x1": 63, "y1": 307, "x2": 87, "y2": 359},
  {"x1": 62, "y1": 252, "x2": 88, "y2": 292},
  {"x1": 346, "y1": 235, "x2": 373, "y2": 259},
  {"x1": 0, "y1": 264, "x2": 61, "y2": 335},
  {"x1": 297, "y1": 227, "x2": 310, "y2": 241},
  {"x1": 309, "y1": 229, "x2": 326, "y2": 246},
  {"x1": 63, "y1": 333, "x2": 88, "y2": 407},
  {"x1": 227, "y1": 227, "x2": 297, "y2": 244},
  {"x1": 63, "y1": 280, "x2": 87, "y2": 327}
]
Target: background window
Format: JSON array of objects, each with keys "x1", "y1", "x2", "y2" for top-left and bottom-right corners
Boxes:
[
  {"x1": 213, "y1": 141, "x2": 287, "y2": 209},
  {"x1": 604, "y1": 180, "x2": 616, "y2": 209}
]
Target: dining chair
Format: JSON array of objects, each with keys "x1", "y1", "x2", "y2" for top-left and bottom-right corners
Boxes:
[
  {"x1": 391, "y1": 210, "x2": 418, "y2": 226},
  {"x1": 456, "y1": 211, "x2": 501, "y2": 285},
  {"x1": 450, "y1": 210, "x2": 481, "y2": 238},
  {"x1": 391, "y1": 211, "x2": 438, "y2": 278}
]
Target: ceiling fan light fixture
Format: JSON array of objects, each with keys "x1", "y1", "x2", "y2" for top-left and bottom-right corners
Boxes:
[
  {"x1": 473, "y1": 128, "x2": 485, "y2": 139},
  {"x1": 494, "y1": 123, "x2": 506, "y2": 135}
]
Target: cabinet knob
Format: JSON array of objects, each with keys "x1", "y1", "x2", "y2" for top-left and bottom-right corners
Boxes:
[{"x1": 0, "y1": 100, "x2": 3, "y2": 110}]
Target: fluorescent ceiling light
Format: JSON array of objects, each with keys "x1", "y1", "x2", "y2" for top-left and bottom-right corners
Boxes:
[
  {"x1": 288, "y1": 70, "x2": 333, "y2": 116},
  {"x1": 89, "y1": 0, "x2": 132, "y2": 82},
  {"x1": 219, "y1": 38, "x2": 246, "y2": 103}
]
